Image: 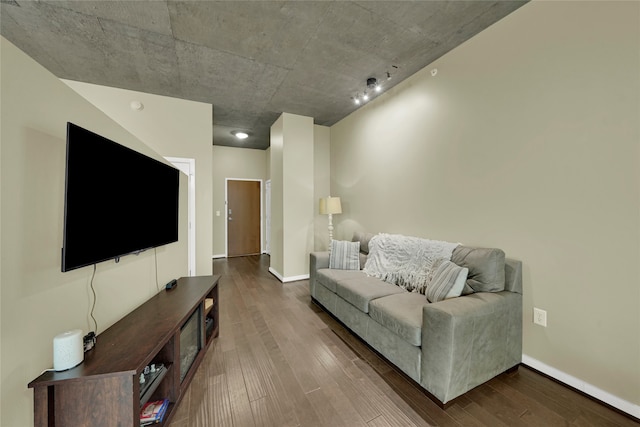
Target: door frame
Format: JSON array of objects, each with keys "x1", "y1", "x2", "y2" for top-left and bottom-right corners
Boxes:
[
  {"x1": 225, "y1": 178, "x2": 263, "y2": 258},
  {"x1": 265, "y1": 179, "x2": 271, "y2": 255},
  {"x1": 165, "y1": 157, "x2": 196, "y2": 276}
]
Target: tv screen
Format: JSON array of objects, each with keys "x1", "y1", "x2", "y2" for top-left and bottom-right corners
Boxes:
[{"x1": 62, "y1": 122, "x2": 179, "y2": 272}]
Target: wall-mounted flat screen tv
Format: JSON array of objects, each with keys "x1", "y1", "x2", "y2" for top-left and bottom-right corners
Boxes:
[{"x1": 62, "y1": 122, "x2": 179, "y2": 272}]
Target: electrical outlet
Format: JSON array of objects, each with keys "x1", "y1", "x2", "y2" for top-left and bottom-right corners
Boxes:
[{"x1": 533, "y1": 307, "x2": 547, "y2": 327}]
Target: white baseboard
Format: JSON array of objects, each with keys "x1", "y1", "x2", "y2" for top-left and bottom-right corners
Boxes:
[
  {"x1": 522, "y1": 354, "x2": 640, "y2": 419},
  {"x1": 283, "y1": 273, "x2": 309, "y2": 283},
  {"x1": 214, "y1": 253, "x2": 269, "y2": 258},
  {"x1": 267, "y1": 267, "x2": 309, "y2": 283},
  {"x1": 268, "y1": 267, "x2": 283, "y2": 281}
]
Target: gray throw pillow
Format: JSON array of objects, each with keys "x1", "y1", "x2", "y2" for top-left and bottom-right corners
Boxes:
[
  {"x1": 426, "y1": 260, "x2": 469, "y2": 303},
  {"x1": 330, "y1": 240, "x2": 361, "y2": 270},
  {"x1": 451, "y1": 246, "x2": 506, "y2": 293}
]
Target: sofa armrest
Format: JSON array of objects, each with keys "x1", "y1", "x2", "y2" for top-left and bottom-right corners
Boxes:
[
  {"x1": 309, "y1": 252, "x2": 330, "y2": 298},
  {"x1": 420, "y1": 291, "x2": 522, "y2": 404}
]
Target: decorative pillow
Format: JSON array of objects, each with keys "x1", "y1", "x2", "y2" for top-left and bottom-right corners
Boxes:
[
  {"x1": 425, "y1": 260, "x2": 469, "y2": 303},
  {"x1": 329, "y1": 240, "x2": 361, "y2": 270}
]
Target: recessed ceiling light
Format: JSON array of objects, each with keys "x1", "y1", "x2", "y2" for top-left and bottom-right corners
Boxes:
[
  {"x1": 130, "y1": 100, "x2": 144, "y2": 111},
  {"x1": 232, "y1": 131, "x2": 249, "y2": 140}
]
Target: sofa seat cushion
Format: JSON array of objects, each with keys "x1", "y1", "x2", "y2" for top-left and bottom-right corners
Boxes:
[
  {"x1": 368, "y1": 293, "x2": 428, "y2": 347},
  {"x1": 316, "y1": 268, "x2": 366, "y2": 293},
  {"x1": 335, "y1": 277, "x2": 405, "y2": 313}
]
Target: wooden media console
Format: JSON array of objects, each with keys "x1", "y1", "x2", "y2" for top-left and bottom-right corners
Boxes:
[{"x1": 28, "y1": 275, "x2": 220, "y2": 427}]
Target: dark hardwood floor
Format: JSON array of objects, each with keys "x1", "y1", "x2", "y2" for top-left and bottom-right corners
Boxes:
[{"x1": 169, "y1": 255, "x2": 638, "y2": 427}]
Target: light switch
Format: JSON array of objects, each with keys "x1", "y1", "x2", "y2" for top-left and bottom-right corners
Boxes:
[{"x1": 216, "y1": 210, "x2": 220, "y2": 217}]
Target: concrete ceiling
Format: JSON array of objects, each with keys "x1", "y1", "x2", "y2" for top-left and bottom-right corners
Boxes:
[{"x1": 0, "y1": 1, "x2": 527, "y2": 150}]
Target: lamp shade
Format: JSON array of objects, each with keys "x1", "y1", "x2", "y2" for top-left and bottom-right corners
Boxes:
[{"x1": 319, "y1": 196, "x2": 342, "y2": 215}]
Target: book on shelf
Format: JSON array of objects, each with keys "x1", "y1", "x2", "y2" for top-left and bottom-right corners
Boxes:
[{"x1": 140, "y1": 398, "x2": 169, "y2": 425}]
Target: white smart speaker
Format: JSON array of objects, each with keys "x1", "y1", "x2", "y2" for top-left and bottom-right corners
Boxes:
[{"x1": 53, "y1": 329, "x2": 84, "y2": 371}]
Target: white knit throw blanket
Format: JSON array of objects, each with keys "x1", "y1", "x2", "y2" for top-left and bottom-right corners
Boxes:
[{"x1": 363, "y1": 233, "x2": 460, "y2": 293}]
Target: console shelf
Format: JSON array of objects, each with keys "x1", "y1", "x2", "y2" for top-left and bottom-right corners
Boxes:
[
  {"x1": 28, "y1": 275, "x2": 220, "y2": 427},
  {"x1": 140, "y1": 363, "x2": 169, "y2": 406}
]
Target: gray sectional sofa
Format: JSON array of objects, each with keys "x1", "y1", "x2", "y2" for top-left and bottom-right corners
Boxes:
[{"x1": 309, "y1": 232, "x2": 523, "y2": 406}]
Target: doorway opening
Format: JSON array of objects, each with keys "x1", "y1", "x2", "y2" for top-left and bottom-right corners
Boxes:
[{"x1": 166, "y1": 157, "x2": 196, "y2": 275}]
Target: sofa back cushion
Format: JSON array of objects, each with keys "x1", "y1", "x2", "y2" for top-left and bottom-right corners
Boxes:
[
  {"x1": 353, "y1": 232, "x2": 375, "y2": 269},
  {"x1": 451, "y1": 246, "x2": 505, "y2": 293},
  {"x1": 359, "y1": 253, "x2": 368, "y2": 270},
  {"x1": 352, "y1": 231, "x2": 376, "y2": 254}
]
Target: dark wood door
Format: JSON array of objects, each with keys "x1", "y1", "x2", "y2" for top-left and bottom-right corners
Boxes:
[{"x1": 227, "y1": 180, "x2": 261, "y2": 257}]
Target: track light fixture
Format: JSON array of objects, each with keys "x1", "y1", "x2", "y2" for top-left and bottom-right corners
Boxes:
[
  {"x1": 349, "y1": 65, "x2": 425, "y2": 107},
  {"x1": 350, "y1": 67, "x2": 397, "y2": 107},
  {"x1": 351, "y1": 77, "x2": 381, "y2": 106},
  {"x1": 367, "y1": 77, "x2": 382, "y2": 93}
]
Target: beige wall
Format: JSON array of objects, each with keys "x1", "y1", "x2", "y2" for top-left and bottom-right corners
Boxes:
[
  {"x1": 266, "y1": 147, "x2": 271, "y2": 181},
  {"x1": 270, "y1": 116, "x2": 285, "y2": 275},
  {"x1": 0, "y1": 37, "x2": 189, "y2": 426},
  {"x1": 330, "y1": 1, "x2": 639, "y2": 411},
  {"x1": 61, "y1": 81, "x2": 213, "y2": 276},
  {"x1": 269, "y1": 113, "x2": 315, "y2": 280},
  {"x1": 313, "y1": 125, "x2": 331, "y2": 251},
  {"x1": 282, "y1": 114, "x2": 315, "y2": 278},
  {"x1": 211, "y1": 145, "x2": 268, "y2": 256}
]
